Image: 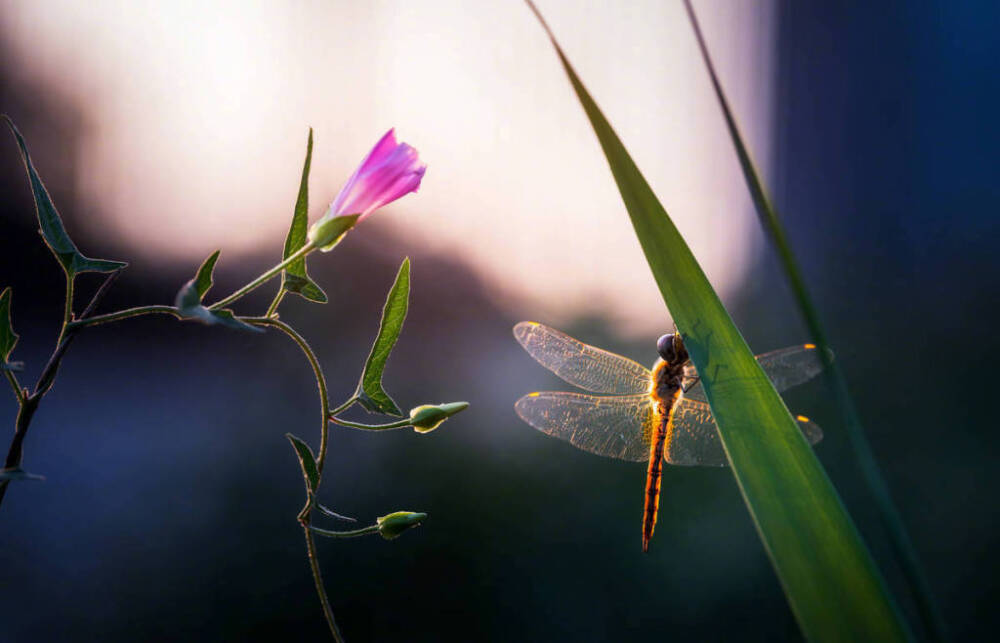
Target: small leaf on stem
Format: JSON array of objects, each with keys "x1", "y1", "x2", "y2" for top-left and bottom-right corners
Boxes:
[
  {"x1": 3, "y1": 115, "x2": 126, "y2": 277},
  {"x1": 286, "y1": 432, "x2": 320, "y2": 495},
  {"x1": 279, "y1": 129, "x2": 327, "y2": 304},
  {"x1": 175, "y1": 250, "x2": 261, "y2": 332},
  {"x1": 0, "y1": 467, "x2": 45, "y2": 482},
  {"x1": 316, "y1": 504, "x2": 357, "y2": 522},
  {"x1": 0, "y1": 287, "x2": 19, "y2": 370},
  {"x1": 192, "y1": 249, "x2": 220, "y2": 299},
  {"x1": 356, "y1": 258, "x2": 410, "y2": 416}
]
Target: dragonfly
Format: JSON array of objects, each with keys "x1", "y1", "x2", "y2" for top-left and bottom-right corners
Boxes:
[{"x1": 513, "y1": 321, "x2": 826, "y2": 552}]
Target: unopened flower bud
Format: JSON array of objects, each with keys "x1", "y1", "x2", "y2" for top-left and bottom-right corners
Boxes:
[
  {"x1": 376, "y1": 511, "x2": 427, "y2": 540},
  {"x1": 408, "y1": 401, "x2": 469, "y2": 433}
]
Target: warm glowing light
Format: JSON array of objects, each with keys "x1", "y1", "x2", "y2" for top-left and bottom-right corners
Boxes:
[{"x1": 0, "y1": 0, "x2": 776, "y2": 336}]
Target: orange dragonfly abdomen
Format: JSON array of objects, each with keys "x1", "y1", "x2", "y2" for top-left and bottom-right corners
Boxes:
[{"x1": 642, "y1": 388, "x2": 680, "y2": 553}]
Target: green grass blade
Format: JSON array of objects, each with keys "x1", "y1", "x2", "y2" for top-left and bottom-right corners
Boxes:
[
  {"x1": 682, "y1": 2, "x2": 945, "y2": 640},
  {"x1": 524, "y1": 3, "x2": 909, "y2": 640},
  {"x1": 355, "y1": 258, "x2": 410, "y2": 417}
]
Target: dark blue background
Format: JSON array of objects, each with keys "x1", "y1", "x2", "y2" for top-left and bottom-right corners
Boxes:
[{"x1": 1, "y1": 2, "x2": 998, "y2": 640}]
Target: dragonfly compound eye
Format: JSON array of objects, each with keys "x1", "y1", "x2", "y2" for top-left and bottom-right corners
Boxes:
[{"x1": 656, "y1": 334, "x2": 676, "y2": 362}]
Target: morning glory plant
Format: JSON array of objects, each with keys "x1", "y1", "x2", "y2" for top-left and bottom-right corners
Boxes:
[{"x1": 0, "y1": 115, "x2": 467, "y2": 642}]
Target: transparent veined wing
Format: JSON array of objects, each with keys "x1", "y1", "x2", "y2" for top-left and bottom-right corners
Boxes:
[
  {"x1": 514, "y1": 391, "x2": 654, "y2": 461},
  {"x1": 683, "y1": 344, "x2": 831, "y2": 402},
  {"x1": 667, "y1": 397, "x2": 824, "y2": 466},
  {"x1": 513, "y1": 322, "x2": 651, "y2": 395}
]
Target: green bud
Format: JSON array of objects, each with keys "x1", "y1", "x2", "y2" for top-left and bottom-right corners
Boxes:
[
  {"x1": 408, "y1": 401, "x2": 469, "y2": 433},
  {"x1": 376, "y1": 511, "x2": 427, "y2": 540},
  {"x1": 307, "y1": 213, "x2": 361, "y2": 251}
]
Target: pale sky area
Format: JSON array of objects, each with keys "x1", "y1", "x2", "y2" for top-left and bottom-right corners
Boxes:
[{"x1": 0, "y1": 0, "x2": 774, "y2": 336}]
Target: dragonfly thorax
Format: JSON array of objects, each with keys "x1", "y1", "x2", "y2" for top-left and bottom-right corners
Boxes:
[{"x1": 651, "y1": 357, "x2": 687, "y2": 404}]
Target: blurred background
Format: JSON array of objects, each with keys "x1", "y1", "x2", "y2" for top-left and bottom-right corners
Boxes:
[{"x1": 0, "y1": 0, "x2": 997, "y2": 640}]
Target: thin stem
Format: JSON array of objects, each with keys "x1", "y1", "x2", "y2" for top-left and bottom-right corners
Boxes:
[
  {"x1": 66, "y1": 305, "x2": 179, "y2": 331},
  {"x1": 55, "y1": 272, "x2": 74, "y2": 347},
  {"x1": 329, "y1": 396, "x2": 357, "y2": 417},
  {"x1": 0, "y1": 393, "x2": 39, "y2": 505},
  {"x1": 329, "y1": 416, "x2": 411, "y2": 431},
  {"x1": 309, "y1": 524, "x2": 379, "y2": 539},
  {"x1": 0, "y1": 271, "x2": 121, "y2": 511},
  {"x1": 304, "y1": 527, "x2": 345, "y2": 642},
  {"x1": 265, "y1": 290, "x2": 286, "y2": 318},
  {"x1": 4, "y1": 370, "x2": 24, "y2": 405},
  {"x1": 682, "y1": 2, "x2": 947, "y2": 640},
  {"x1": 209, "y1": 241, "x2": 315, "y2": 312},
  {"x1": 242, "y1": 316, "x2": 331, "y2": 473},
  {"x1": 241, "y1": 315, "x2": 345, "y2": 639}
]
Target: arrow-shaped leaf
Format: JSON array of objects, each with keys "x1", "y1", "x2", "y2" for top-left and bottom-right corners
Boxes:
[
  {"x1": 4, "y1": 115, "x2": 126, "y2": 277},
  {"x1": 355, "y1": 258, "x2": 410, "y2": 416},
  {"x1": 175, "y1": 250, "x2": 261, "y2": 332},
  {"x1": 0, "y1": 287, "x2": 21, "y2": 371},
  {"x1": 286, "y1": 433, "x2": 320, "y2": 494},
  {"x1": 279, "y1": 129, "x2": 327, "y2": 303}
]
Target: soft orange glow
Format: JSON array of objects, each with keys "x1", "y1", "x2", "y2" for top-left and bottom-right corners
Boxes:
[{"x1": 0, "y1": 0, "x2": 776, "y2": 336}]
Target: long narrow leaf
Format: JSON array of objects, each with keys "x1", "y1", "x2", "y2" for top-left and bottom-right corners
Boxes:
[
  {"x1": 525, "y1": 4, "x2": 909, "y2": 641},
  {"x1": 682, "y1": 3, "x2": 945, "y2": 639},
  {"x1": 355, "y1": 258, "x2": 410, "y2": 417},
  {"x1": 280, "y1": 128, "x2": 327, "y2": 303}
]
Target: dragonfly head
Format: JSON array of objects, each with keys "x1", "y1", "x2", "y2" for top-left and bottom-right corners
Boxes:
[{"x1": 656, "y1": 333, "x2": 689, "y2": 365}]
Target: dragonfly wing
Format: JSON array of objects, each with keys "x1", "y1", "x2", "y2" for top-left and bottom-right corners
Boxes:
[
  {"x1": 682, "y1": 344, "x2": 831, "y2": 402},
  {"x1": 514, "y1": 322, "x2": 651, "y2": 395},
  {"x1": 515, "y1": 392, "x2": 653, "y2": 462},
  {"x1": 666, "y1": 398, "x2": 824, "y2": 467}
]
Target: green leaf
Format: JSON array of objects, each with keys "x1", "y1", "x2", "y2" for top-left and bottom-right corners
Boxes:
[
  {"x1": 279, "y1": 128, "x2": 327, "y2": 303},
  {"x1": 527, "y1": 6, "x2": 909, "y2": 642},
  {"x1": 355, "y1": 258, "x2": 410, "y2": 416},
  {"x1": 286, "y1": 433, "x2": 320, "y2": 494},
  {"x1": 0, "y1": 467, "x2": 45, "y2": 482},
  {"x1": 0, "y1": 287, "x2": 20, "y2": 370},
  {"x1": 682, "y1": 4, "x2": 947, "y2": 640},
  {"x1": 193, "y1": 249, "x2": 220, "y2": 299},
  {"x1": 175, "y1": 250, "x2": 261, "y2": 333},
  {"x1": 3, "y1": 115, "x2": 126, "y2": 276}
]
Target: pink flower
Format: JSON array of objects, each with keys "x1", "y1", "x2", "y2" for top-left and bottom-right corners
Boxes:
[
  {"x1": 329, "y1": 128, "x2": 426, "y2": 220},
  {"x1": 308, "y1": 128, "x2": 426, "y2": 250}
]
